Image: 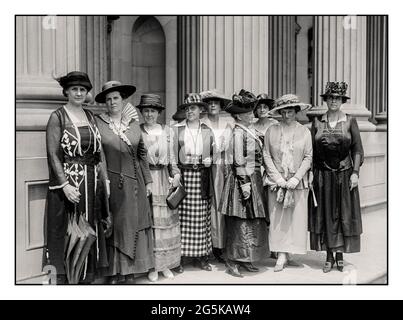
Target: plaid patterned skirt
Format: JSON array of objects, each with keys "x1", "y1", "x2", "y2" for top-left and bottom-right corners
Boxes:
[{"x1": 179, "y1": 169, "x2": 212, "y2": 257}]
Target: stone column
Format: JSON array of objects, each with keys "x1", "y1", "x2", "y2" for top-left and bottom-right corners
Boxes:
[
  {"x1": 267, "y1": 16, "x2": 297, "y2": 98},
  {"x1": 199, "y1": 16, "x2": 269, "y2": 97},
  {"x1": 366, "y1": 16, "x2": 388, "y2": 131},
  {"x1": 308, "y1": 16, "x2": 376, "y2": 131},
  {"x1": 177, "y1": 16, "x2": 200, "y2": 104},
  {"x1": 16, "y1": 15, "x2": 108, "y2": 129}
]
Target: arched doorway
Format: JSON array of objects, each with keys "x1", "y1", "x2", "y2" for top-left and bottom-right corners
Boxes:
[{"x1": 132, "y1": 16, "x2": 166, "y2": 123}]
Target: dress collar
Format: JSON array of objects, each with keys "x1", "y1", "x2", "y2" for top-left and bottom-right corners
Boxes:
[{"x1": 321, "y1": 112, "x2": 347, "y2": 123}]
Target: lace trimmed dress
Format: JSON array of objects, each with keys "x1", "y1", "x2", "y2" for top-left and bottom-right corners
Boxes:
[{"x1": 140, "y1": 124, "x2": 181, "y2": 271}]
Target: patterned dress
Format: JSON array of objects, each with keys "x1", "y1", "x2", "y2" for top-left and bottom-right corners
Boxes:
[
  {"x1": 172, "y1": 120, "x2": 214, "y2": 257},
  {"x1": 140, "y1": 124, "x2": 181, "y2": 271},
  {"x1": 45, "y1": 106, "x2": 108, "y2": 282}
]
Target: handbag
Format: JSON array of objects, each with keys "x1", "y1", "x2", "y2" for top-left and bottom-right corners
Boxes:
[{"x1": 166, "y1": 183, "x2": 187, "y2": 210}]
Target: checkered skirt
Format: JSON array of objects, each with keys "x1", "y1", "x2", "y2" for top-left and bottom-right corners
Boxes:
[{"x1": 179, "y1": 169, "x2": 212, "y2": 257}]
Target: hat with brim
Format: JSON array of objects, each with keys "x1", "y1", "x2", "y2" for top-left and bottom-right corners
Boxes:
[
  {"x1": 223, "y1": 89, "x2": 257, "y2": 114},
  {"x1": 136, "y1": 94, "x2": 165, "y2": 111},
  {"x1": 200, "y1": 89, "x2": 231, "y2": 106},
  {"x1": 172, "y1": 108, "x2": 187, "y2": 121},
  {"x1": 270, "y1": 94, "x2": 311, "y2": 116},
  {"x1": 255, "y1": 93, "x2": 275, "y2": 109},
  {"x1": 178, "y1": 93, "x2": 208, "y2": 111},
  {"x1": 56, "y1": 71, "x2": 93, "y2": 92},
  {"x1": 320, "y1": 81, "x2": 350, "y2": 101},
  {"x1": 95, "y1": 80, "x2": 136, "y2": 103}
]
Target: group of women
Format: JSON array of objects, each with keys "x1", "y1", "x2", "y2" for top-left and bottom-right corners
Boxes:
[{"x1": 44, "y1": 71, "x2": 364, "y2": 284}]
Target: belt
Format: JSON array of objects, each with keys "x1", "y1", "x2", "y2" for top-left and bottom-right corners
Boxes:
[
  {"x1": 178, "y1": 163, "x2": 206, "y2": 170},
  {"x1": 64, "y1": 153, "x2": 101, "y2": 166},
  {"x1": 149, "y1": 164, "x2": 166, "y2": 170}
]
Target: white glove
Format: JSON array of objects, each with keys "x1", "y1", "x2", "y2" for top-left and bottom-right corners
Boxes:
[{"x1": 286, "y1": 177, "x2": 299, "y2": 190}]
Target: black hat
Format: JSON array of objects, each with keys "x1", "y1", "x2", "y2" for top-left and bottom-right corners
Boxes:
[
  {"x1": 223, "y1": 89, "x2": 257, "y2": 114},
  {"x1": 95, "y1": 80, "x2": 136, "y2": 103},
  {"x1": 56, "y1": 71, "x2": 93, "y2": 92},
  {"x1": 136, "y1": 94, "x2": 165, "y2": 111},
  {"x1": 320, "y1": 82, "x2": 350, "y2": 101},
  {"x1": 255, "y1": 93, "x2": 275, "y2": 109}
]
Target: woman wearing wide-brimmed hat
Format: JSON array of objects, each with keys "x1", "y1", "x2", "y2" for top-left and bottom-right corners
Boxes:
[
  {"x1": 219, "y1": 90, "x2": 269, "y2": 278},
  {"x1": 309, "y1": 82, "x2": 364, "y2": 273},
  {"x1": 95, "y1": 81, "x2": 154, "y2": 284},
  {"x1": 44, "y1": 71, "x2": 110, "y2": 284},
  {"x1": 137, "y1": 94, "x2": 182, "y2": 282},
  {"x1": 172, "y1": 93, "x2": 215, "y2": 271},
  {"x1": 263, "y1": 94, "x2": 312, "y2": 272},
  {"x1": 199, "y1": 89, "x2": 235, "y2": 264}
]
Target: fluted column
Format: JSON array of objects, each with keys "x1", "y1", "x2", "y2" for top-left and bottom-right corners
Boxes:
[
  {"x1": 79, "y1": 16, "x2": 108, "y2": 100},
  {"x1": 308, "y1": 16, "x2": 376, "y2": 131},
  {"x1": 198, "y1": 16, "x2": 268, "y2": 97},
  {"x1": 16, "y1": 16, "x2": 82, "y2": 103},
  {"x1": 268, "y1": 16, "x2": 297, "y2": 98},
  {"x1": 177, "y1": 16, "x2": 200, "y2": 103},
  {"x1": 367, "y1": 16, "x2": 388, "y2": 131}
]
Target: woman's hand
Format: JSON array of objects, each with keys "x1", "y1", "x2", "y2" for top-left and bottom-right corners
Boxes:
[
  {"x1": 203, "y1": 157, "x2": 212, "y2": 168},
  {"x1": 241, "y1": 184, "x2": 251, "y2": 200},
  {"x1": 286, "y1": 177, "x2": 299, "y2": 190},
  {"x1": 63, "y1": 184, "x2": 81, "y2": 204},
  {"x1": 350, "y1": 173, "x2": 359, "y2": 191},
  {"x1": 276, "y1": 178, "x2": 287, "y2": 189},
  {"x1": 146, "y1": 183, "x2": 153, "y2": 197},
  {"x1": 102, "y1": 215, "x2": 113, "y2": 239},
  {"x1": 171, "y1": 174, "x2": 181, "y2": 188}
]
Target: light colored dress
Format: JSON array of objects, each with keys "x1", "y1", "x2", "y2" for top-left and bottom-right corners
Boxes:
[
  {"x1": 140, "y1": 124, "x2": 181, "y2": 271},
  {"x1": 263, "y1": 121, "x2": 312, "y2": 254}
]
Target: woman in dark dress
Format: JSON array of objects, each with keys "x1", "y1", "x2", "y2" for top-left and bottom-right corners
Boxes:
[
  {"x1": 95, "y1": 81, "x2": 154, "y2": 284},
  {"x1": 309, "y1": 82, "x2": 364, "y2": 273},
  {"x1": 220, "y1": 90, "x2": 269, "y2": 278},
  {"x1": 44, "y1": 71, "x2": 110, "y2": 284}
]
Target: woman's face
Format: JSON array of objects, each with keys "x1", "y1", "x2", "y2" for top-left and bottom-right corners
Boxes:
[
  {"x1": 280, "y1": 107, "x2": 297, "y2": 124},
  {"x1": 207, "y1": 100, "x2": 221, "y2": 116},
  {"x1": 185, "y1": 105, "x2": 202, "y2": 121},
  {"x1": 141, "y1": 107, "x2": 159, "y2": 125},
  {"x1": 255, "y1": 103, "x2": 270, "y2": 119},
  {"x1": 236, "y1": 111, "x2": 255, "y2": 126},
  {"x1": 105, "y1": 91, "x2": 125, "y2": 116},
  {"x1": 65, "y1": 86, "x2": 88, "y2": 106},
  {"x1": 325, "y1": 96, "x2": 343, "y2": 112}
]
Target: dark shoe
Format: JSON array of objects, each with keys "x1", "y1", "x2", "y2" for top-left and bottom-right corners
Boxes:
[
  {"x1": 173, "y1": 265, "x2": 184, "y2": 274},
  {"x1": 226, "y1": 261, "x2": 243, "y2": 278},
  {"x1": 56, "y1": 274, "x2": 67, "y2": 285},
  {"x1": 125, "y1": 275, "x2": 136, "y2": 284},
  {"x1": 213, "y1": 248, "x2": 226, "y2": 264},
  {"x1": 270, "y1": 252, "x2": 278, "y2": 260},
  {"x1": 241, "y1": 262, "x2": 259, "y2": 272},
  {"x1": 196, "y1": 257, "x2": 212, "y2": 271},
  {"x1": 322, "y1": 255, "x2": 335, "y2": 273},
  {"x1": 335, "y1": 253, "x2": 344, "y2": 272},
  {"x1": 109, "y1": 274, "x2": 125, "y2": 284}
]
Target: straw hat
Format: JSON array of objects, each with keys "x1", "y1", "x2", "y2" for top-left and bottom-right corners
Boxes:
[{"x1": 95, "y1": 80, "x2": 136, "y2": 103}]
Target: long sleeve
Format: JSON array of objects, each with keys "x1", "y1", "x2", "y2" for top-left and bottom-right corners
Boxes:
[
  {"x1": 350, "y1": 117, "x2": 364, "y2": 174},
  {"x1": 310, "y1": 118, "x2": 317, "y2": 171},
  {"x1": 168, "y1": 127, "x2": 181, "y2": 177},
  {"x1": 293, "y1": 128, "x2": 313, "y2": 181},
  {"x1": 46, "y1": 111, "x2": 68, "y2": 189},
  {"x1": 233, "y1": 128, "x2": 251, "y2": 185},
  {"x1": 137, "y1": 133, "x2": 153, "y2": 185},
  {"x1": 262, "y1": 127, "x2": 284, "y2": 184},
  {"x1": 98, "y1": 145, "x2": 110, "y2": 183}
]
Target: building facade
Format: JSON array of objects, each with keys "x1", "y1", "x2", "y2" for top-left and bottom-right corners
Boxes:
[{"x1": 15, "y1": 15, "x2": 387, "y2": 283}]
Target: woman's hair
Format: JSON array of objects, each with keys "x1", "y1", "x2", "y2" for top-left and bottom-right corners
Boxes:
[{"x1": 140, "y1": 107, "x2": 162, "y2": 115}]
